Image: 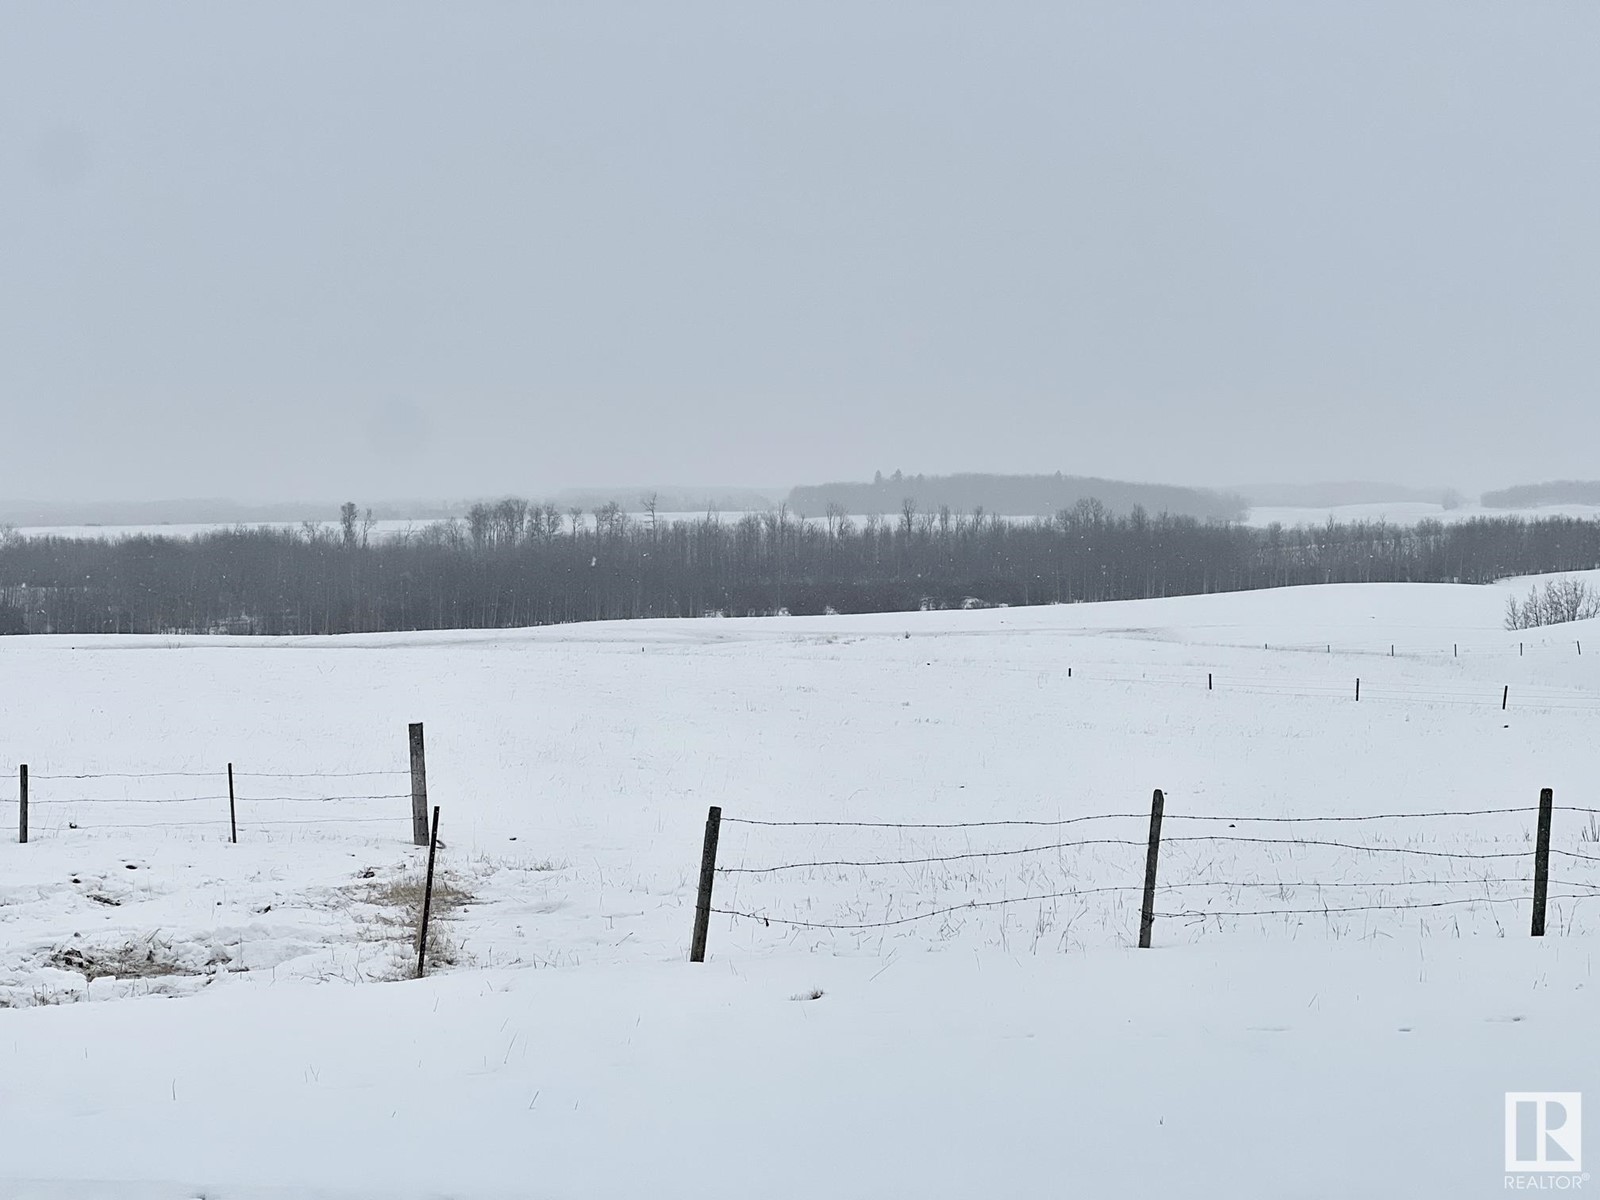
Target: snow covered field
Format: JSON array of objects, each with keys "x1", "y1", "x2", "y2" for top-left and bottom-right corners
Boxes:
[{"x1": 2, "y1": 575, "x2": 1598, "y2": 1197}]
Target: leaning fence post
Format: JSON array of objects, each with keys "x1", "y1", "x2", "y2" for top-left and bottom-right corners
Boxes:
[
  {"x1": 409, "y1": 722, "x2": 429, "y2": 847},
  {"x1": 416, "y1": 805, "x2": 442, "y2": 978},
  {"x1": 690, "y1": 805, "x2": 723, "y2": 962},
  {"x1": 1502, "y1": 685, "x2": 1509, "y2": 711},
  {"x1": 1531, "y1": 788, "x2": 1554, "y2": 937},
  {"x1": 18, "y1": 764, "x2": 27, "y2": 844},
  {"x1": 227, "y1": 762, "x2": 237, "y2": 844},
  {"x1": 1138, "y1": 788, "x2": 1164, "y2": 949}
]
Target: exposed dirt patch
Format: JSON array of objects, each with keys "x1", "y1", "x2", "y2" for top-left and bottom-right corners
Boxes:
[{"x1": 46, "y1": 935, "x2": 226, "y2": 981}]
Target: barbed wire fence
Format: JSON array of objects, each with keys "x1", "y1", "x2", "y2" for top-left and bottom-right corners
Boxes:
[
  {"x1": 688, "y1": 790, "x2": 1600, "y2": 960},
  {"x1": 14, "y1": 721, "x2": 436, "y2": 848},
  {"x1": 1020, "y1": 663, "x2": 1599, "y2": 713}
]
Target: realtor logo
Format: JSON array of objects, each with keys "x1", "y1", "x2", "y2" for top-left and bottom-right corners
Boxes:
[{"x1": 1506, "y1": 1093, "x2": 1582, "y2": 1173}]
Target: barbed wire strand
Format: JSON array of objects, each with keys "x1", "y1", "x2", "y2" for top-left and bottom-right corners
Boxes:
[
  {"x1": 717, "y1": 836, "x2": 1148, "y2": 871},
  {"x1": 711, "y1": 887, "x2": 1595, "y2": 932},
  {"x1": 717, "y1": 833, "x2": 1557, "y2": 874},
  {"x1": 712, "y1": 886, "x2": 1137, "y2": 930},
  {"x1": 32, "y1": 769, "x2": 407, "y2": 781},
  {"x1": 232, "y1": 770, "x2": 410, "y2": 780},
  {"x1": 723, "y1": 814, "x2": 1145, "y2": 830},
  {"x1": 1178, "y1": 835, "x2": 1547, "y2": 860},
  {"x1": 1552, "y1": 847, "x2": 1600, "y2": 864},
  {"x1": 53, "y1": 816, "x2": 404, "y2": 830},
  {"x1": 31, "y1": 792, "x2": 410, "y2": 806},
  {"x1": 1158, "y1": 893, "x2": 1595, "y2": 919},
  {"x1": 30, "y1": 796, "x2": 224, "y2": 805},
  {"x1": 30, "y1": 771, "x2": 222, "y2": 781},
  {"x1": 235, "y1": 793, "x2": 412, "y2": 803},
  {"x1": 724, "y1": 806, "x2": 1548, "y2": 830}
]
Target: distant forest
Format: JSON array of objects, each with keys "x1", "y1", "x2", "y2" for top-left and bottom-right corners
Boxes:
[
  {"x1": 1481, "y1": 481, "x2": 1600, "y2": 509},
  {"x1": 787, "y1": 472, "x2": 1247, "y2": 521},
  {"x1": 3, "y1": 500, "x2": 1599, "y2": 636}
]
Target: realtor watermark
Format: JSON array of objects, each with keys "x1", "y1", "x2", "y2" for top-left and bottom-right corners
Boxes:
[{"x1": 1507, "y1": 1093, "x2": 1586, "y2": 1190}]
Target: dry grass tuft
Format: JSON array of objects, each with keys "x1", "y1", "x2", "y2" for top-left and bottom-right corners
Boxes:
[
  {"x1": 362, "y1": 870, "x2": 473, "y2": 918},
  {"x1": 352, "y1": 865, "x2": 474, "y2": 980}
]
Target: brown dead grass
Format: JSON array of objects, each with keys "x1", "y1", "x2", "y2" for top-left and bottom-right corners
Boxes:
[{"x1": 352, "y1": 866, "x2": 473, "y2": 979}]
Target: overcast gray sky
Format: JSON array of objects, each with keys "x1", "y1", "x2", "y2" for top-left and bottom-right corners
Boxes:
[{"x1": 2, "y1": 3, "x2": 1596, "y2": 503}]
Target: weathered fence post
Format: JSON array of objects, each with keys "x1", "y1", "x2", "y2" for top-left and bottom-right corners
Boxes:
[
  {"x1": 1502, "y1": 686, "x2": 1509, "y2": 711},
  {"x1": 18, "y1": 764, "x2": 27, "y2": 844},
  {"x1": 1531, "y1": 788, "x2": 1554, "y2": 937},
  {"x1": 409, "y1": 722, "x2": 429, "y2": 847},
  {"x1": 690, "y1": 805, "x2": 723, "y2": 962},
  {"x1": 1355, "y1": 678, "x2": 1360, "y2": 702},
  {"x1": 1138, "y1": 788, "x2": 1164, "y2": 949},
  {"x1": 227, "y1": 762, "x2": 237, "y2": 844},
  {"x1": 416, "y1": 805, "x2": 442, "y2": 978},
  {"x1": 1207, "y1": 672, "x2": 1212, "y2": 691}
]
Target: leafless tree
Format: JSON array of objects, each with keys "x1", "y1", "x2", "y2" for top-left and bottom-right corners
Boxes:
[{"x1": 1505, "y1": 576, "x2": 1600, "y2": 629}]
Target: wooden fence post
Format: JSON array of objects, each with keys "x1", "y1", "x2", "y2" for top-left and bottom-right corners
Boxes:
[
  {"x1": 1502, "y1": 686, "x2": 1509, "y2": 711},
  {"x1": 1531, "y1": 788, "x2": 1554, "y2": 937},
  {"x1": 18, "y1": 764, "x2": 27, "y2": 845},
  {"x1": 1355, "y1": 678, "x2": 1360, "y2": 702},
  {"x1": 690, "y1": 806, "x2": 723, "y2": 962},
  {"x1": 1138, "y1": 789, "x2": 1164, "y2": 949},
  {"x1": 409, "y1": 722, "x2": 429, "y2": 847},
  {"x1": 416, "y1": 805, "x2": 442, "y2": 978},
  {"x1": 1207, "y1": 672, "x2": 1212, "y2": 691},
  {"x1": 227, "y1": 762, "x2": 237, "y2": 844}
]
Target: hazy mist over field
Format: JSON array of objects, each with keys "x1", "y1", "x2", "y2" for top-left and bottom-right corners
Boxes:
[
  {"x1": 7, "y1": 10, "x2": 1600, "y2": 1197},
  {"x1": 4, "y1": 3, "x2": 1598, "y2": 504}
]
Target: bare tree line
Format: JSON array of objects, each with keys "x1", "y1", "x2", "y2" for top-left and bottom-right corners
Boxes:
[
  {"x1": 2, "y1": 501, "x2": 1599, "y2": 636},
  {"x1": 1503, "y1": 576, "x2": 1600, "y2": 630}
]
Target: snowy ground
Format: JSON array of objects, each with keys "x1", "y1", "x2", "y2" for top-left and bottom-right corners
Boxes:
[{"x1": 2, "y1": 574, "x2": 1598, "y2": 1197}]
